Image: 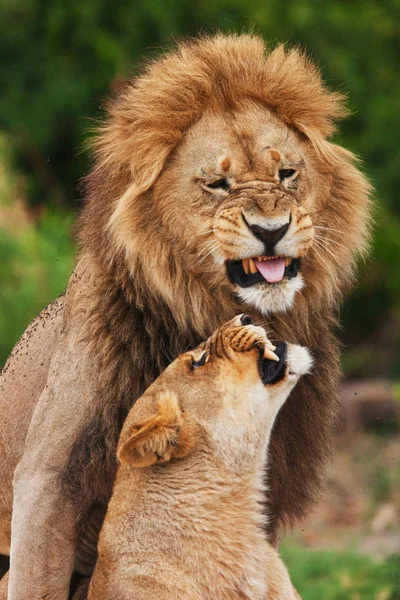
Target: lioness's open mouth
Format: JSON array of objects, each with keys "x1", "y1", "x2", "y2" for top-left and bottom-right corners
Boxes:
[
  {"x1": 260, "y1": 341, "x2": 287, "y2": 385},
  {"x1": 226, "y1": 257, "x2": 300, "y2": 288}
]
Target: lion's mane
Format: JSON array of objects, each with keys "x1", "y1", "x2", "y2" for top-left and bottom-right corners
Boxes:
[{"x1": 66, "y1": 33, "x2": 372, "y2": 540}]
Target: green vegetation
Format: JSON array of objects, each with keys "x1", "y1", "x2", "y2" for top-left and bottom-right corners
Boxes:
[
  {"x1": 282, "y1": 546, "x2": 400, "y2": 600},
  {"x1": 1, "y1": 1, "x2": 400, "y2": 373},
  {"x1": 0, "y1": 211, "x2": 74, "y2": 366}
]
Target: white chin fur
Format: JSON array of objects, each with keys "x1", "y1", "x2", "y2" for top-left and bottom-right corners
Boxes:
[
  {"x1": 287, "y1": 344, "x2": 313, "y2": 378},
  {"x1": 236, "y1": 274, "x2": 304, "y2": 315}
]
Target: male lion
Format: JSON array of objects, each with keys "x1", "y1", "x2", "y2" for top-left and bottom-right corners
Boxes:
[
  {"x1": 85, "y1": 316, "x2": 311, "y2": 600},
  {"x1": 0, "y1": 33, "x2": 371, "y2": 599}
]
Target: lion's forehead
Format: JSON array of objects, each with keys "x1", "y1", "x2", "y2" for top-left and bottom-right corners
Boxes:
[{"x1": 180, "y1": 103, "x2": 307, "y2": 174}]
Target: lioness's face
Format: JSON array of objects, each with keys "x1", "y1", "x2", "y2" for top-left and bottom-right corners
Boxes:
[
  {"x1": 118, "y1": 315, "x2": 312, "y2": 471},
  {"x1": 152, "y1": 315, "x2": 312, "y2": 461},
  {"x1": 157, "y1": 103, "x2": 317, "y2": 314}
]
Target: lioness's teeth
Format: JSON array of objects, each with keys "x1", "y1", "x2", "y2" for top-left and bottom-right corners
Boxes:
[
  {"x1": 249, "y1": 258, "x2": 257, "y2": 274},
  {"x1": 264, "y1": 347, "x2": 280, "y2": 361},
  {"x1": 257, "y1": 256, "x2": 263, "y2": 261},
  {"x1": 285, "y1": 258, "x2": 292, "y2": 267},
  {"x1": 242, "y1": 258, "x2": 249, "y2": 274}
]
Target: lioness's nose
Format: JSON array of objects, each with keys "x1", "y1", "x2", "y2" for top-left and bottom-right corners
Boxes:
[{"x1": 248, "y1": 221, "x2": 290, "y2": 255}]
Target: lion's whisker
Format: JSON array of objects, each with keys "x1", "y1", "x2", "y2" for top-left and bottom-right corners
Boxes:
[
  {"x1": 195, "y1": 240, "x2": 222, "y2": 266},
  {"x1": 313, "y1": 238, "x2": 339, "y2": 262},
  {"x1": 311, "y1": 243, "x2": 328, "y2": 265},
  {"x1": 193, "y1": 229, "x2": 214, "y2": 238},
  {"x1": 198, "y1": 239, "x2": 218, "y2": 257},
  {"x1": 314, "y1": 235, "x2": 347, "y2": 251},
  {"x1": 314, "y1": 226, "x2": 346, "y2": 235}
]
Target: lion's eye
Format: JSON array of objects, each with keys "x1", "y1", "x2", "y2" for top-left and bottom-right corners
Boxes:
[
  {"x1": 206, "y1": 178, "x2": 230, "y2": 191},
  {"x1": 279, "y1": 169, "x2": 297, "y2": 182}
]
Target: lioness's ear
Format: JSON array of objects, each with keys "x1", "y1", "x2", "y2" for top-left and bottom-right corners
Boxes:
[{"x1": 117, "y1": 392, "x2": 196, "y2": 468}]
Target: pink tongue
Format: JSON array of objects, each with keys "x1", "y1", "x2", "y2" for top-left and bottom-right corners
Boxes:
[{"x1": 254, "y1": 258, "x2": 286, "y2": 283}]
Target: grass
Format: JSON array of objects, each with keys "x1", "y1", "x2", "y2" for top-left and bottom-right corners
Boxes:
[{"x1": 282, "y1": 545, "x2": 400, "y2": 600}]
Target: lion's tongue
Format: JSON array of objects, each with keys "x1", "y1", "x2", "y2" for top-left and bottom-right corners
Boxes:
[{"x1": 254, "y1": 258, "x2": 286, "y2": 283}]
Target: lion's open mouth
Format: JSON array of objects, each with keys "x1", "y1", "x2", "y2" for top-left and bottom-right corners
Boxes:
[{"x1": 226, "y1": 257, "x2": 300, "y2": 288}]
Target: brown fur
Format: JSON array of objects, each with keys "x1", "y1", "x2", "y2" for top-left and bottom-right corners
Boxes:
[
  {"x1": 86, "y1": 317, "x2": 308, "y2": 599},
  {"x1": 0, "y1": 32, "x2": 372, "y2": 599}
]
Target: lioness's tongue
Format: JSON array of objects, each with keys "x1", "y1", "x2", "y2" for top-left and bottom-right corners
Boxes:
[{"x1": 254, "y1": 258, "x2": 286, "y2": 283}]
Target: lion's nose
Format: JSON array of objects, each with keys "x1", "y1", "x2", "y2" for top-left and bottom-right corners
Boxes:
[{"x1": 248, "y1": 221, "x2": 290, "y2": 255}]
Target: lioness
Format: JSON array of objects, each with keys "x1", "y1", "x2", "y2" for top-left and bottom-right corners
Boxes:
[
  {"x1": 85, "y1": 316, "x2": 311, "y2": 600},
  {"x1": 0, "y1": 33, "x2": 371, "y2": 599}
]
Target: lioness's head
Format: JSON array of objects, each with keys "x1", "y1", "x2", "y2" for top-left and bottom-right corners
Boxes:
[
  {"x1": 82, "y1": 33, "x2": 371, "y2": 331},
  {"x1": 118, "y1": 315, "x2": 312, "y2": 471}
]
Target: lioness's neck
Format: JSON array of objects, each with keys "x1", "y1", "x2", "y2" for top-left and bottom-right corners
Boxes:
[{"x1": 105, "y1": 449, "x2": 269, "y2": 598}]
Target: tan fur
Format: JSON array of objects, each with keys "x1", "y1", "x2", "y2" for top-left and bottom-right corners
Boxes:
[
  {"x1": 0, "y1": 33, "x2": 371, "y2": 598},
  {"x1": 87, "y1": 317, "x2": 309, "y2": 600}
]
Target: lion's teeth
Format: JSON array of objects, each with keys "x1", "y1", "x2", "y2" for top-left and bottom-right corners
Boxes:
[
  {"x1": 242, "y1": 256, "x2": 292, "y2": 273},
  {"x1": 249, "y1": 258, "x2": 257, "y2": 274}
]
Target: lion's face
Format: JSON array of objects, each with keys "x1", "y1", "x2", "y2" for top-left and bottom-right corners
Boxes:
[{"x1": 156, "y1": 103, "x2": 317, "y2": 315}]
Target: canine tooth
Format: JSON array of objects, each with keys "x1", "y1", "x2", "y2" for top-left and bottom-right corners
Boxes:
[
  {"x1": 264, "y1": 347, "x2": 280, "y2": 361},
  {"x1": 249, "y1": 258, "x2": 257, "y2": 274},
  {"x1": 242, "y1": 258, "x2": 249, "y2": 274},
  {"x1": 285, "y1": 258, "x2": 292, "y2": 267}
]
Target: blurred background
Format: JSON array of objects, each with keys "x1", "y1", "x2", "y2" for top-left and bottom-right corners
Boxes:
[{"x1": 1, "y1": 1, "x2": 399, "y2": 597}]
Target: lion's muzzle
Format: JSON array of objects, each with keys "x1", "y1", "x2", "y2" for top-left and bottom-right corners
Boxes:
[
  {"x1": 213, "y1": 188, "x2": 314, "y2": 290},
  {"x1": 245, "y1": 217, "x2": 291, "y2": 256}
]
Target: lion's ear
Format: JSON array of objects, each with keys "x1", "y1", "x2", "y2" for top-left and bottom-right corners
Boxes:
[{"x1": 117, "y1": 392, "x2": 196, "y2": 468}]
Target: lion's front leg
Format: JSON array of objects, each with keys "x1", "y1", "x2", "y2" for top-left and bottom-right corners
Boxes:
[
  {"x1": 9, "y1": 464, "x2": 78, "y2": 600},
  {"x1": 7, "y1": 315, "x2": 103, "y2": 600}
]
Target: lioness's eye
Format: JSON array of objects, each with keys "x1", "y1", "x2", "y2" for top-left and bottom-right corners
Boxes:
[
  {"x1": 206, "y1": 178, "x2": 230, "y2": 191},
  {"x1": 191, "y1": 352, "x2": 208, "y2": 369},
  {"x1": 279, "y1": 169, "x2": 297, "y2": 181}
]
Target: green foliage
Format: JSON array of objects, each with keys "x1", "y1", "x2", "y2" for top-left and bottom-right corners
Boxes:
[
  {"x1": 282, "y1": 546, "x2": 400, "y2": 600},
  {"x1": 1, "y1": 0, "x2": 400, "y2": 374},
  {"x1": 0, "y1": 211, "x2": 74, "y2": 366}
]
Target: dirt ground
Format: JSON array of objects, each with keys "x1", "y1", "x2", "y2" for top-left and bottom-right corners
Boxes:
[{"x1": 289, "y1": 423, "x2": 400, "y2": 558}]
